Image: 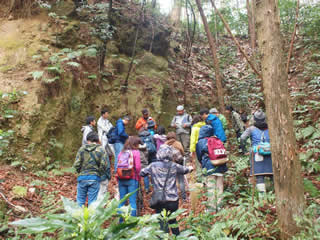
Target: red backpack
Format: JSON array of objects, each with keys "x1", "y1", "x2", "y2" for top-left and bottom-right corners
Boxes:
[{"x1": 206, "y1": 137, "x2": 228, "y2": 166}]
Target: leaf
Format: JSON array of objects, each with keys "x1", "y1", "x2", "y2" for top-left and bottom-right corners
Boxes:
[
  {"x1": 12, "y1": 186, "x2": 27, "y2": 198},
  {"x1": 88, "y1": 74, "x2": 97, "y2": 79},
  {"x1": 301, "y1": 126, "x2": 316, "y2": 139},
  {"x1": 67, "y1": 62, "x2": 80, "y2": 68},
  {"x1": 303, "y1": 178, "x2": 320, "y2": 198},
  {"x1": 29, "y1": 71, "x2": 44, "y2": 80},
  {"x1": 299, "y1": 151, "x2": 313, "y2": 162}
]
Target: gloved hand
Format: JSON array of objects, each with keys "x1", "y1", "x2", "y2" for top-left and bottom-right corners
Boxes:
[{"x1": 188, "y1": 166, "x2": 194, "y2": 172}]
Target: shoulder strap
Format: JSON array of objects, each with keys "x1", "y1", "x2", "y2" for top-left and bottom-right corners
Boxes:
[{"x1": 260, "y1": 130, "x2": 266, "y2": 142}]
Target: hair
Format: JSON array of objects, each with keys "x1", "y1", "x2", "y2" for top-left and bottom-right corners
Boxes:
[
  {"x1": 123, "y1": 116, "x2": 131, "y2": 121},
  {"x1": 86, "y1": 116, "x2": 95, "y2": 125},
  {"x1": 123, "y1": 136, "x2": 142, "y2": 151},
  {"x1": 191, "y1": 115, "x2": 202, "y2": 125},
  {"x1": 141, "y1": 108, "x2": 149, "y2": 115},
  {"x1": 199, "y1": 108, "x2": 209, "y2": 116},
  {"x1": 156, "y1": 126, "x2": 166, "y2": 135},
  {"x1": 86, "y1": 131, "x2": 99, "y2": 143},
  {"x1": 226, "y1": 105, "x2": 234, "y2": 111},
  {"x1": 101, "y1": 108, "x2": 109, "y2": 115},
  {"x1": 166, "y1": 132, "x2": 177, "y2": 140}
]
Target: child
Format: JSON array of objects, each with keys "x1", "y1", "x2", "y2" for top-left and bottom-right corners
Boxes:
[{"x1": 153, "y1": 126, "x2": 167, "y2": 151}]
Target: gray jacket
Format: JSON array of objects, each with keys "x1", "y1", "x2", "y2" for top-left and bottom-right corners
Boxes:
[
  {"x1": 170, "y1": 113, "x2": 192, "y2": 134},
  {"x1": 81, "y1": 125, "x2": 94, "y2": 146},
  {"x1": 140, "y1": 159, "x2": 191, "y2": 202}
]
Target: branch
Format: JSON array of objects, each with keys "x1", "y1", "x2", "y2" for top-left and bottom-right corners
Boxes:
[
  {"x1": 286, "y1": 0, "x2": 300, "y2": 74},
  {"x1": 210, "y1": 0, "x2": 263, "y2": 80},
  {"x1": 0, "y1": 190, "x2": 27, "y2": 213}
]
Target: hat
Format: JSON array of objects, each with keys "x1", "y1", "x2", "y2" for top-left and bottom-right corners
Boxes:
[
  {"x1": 156, "y1": 144, "x2": 173, "y2": 161},
  {"x1": 147, "y1": 119, "x2": 155, "y2": 129},
  {"x1": 176, "y1": 105, "x2": 184, "y2": 111},
  {"x1": 209, "y1": 108, "x2": 218, "y2": 114},
  {"x1": 254, "y1": 109, "x2": 266, "y2": 122}
]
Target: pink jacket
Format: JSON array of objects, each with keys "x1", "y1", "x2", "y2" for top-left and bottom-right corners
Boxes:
[{"x1": 118, "y1": 149, "x2": 141, "y2": 181}]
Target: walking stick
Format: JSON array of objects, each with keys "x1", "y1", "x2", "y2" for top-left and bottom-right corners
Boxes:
[{"x1": 251, "y1": 151, "x2": 255, "y2": 206}]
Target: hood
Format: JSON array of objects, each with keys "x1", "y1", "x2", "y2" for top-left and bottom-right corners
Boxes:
[
  {"x1": 83, "y1": 143, "x2": 99, "y2": 152},
  {"x1": 156, "y1": 144, "x2": 173, "y2": 161},
  {"x1": 81, "y1": 125, "x2": 92, "y2": 133},
  {"x1": 254, "y1": 121, "x2": 268, "y2": 130},
  {"x1": 198, "y1": 125, "x2": 214, "y2": 140},
  {"x1": 193, "y1": 121, "x2": 206, "y2": 128},
  {"x1": 139, "y1": 130, "x2": 151, "y2": 137},
  {"x1": 165, "y1": 139, "x2": 176, "y2": 146},
  {"x1": 154, "y1": 134, "x2": 167, "y2": 142},
  {"x1": 206, "y1": 114, "x2": 218, "y2": 123}
]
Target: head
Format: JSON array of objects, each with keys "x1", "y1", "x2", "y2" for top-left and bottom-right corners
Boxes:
[
  {"x1": 166, "y1": 131, "x2": 177, "y2": 140},
  {"x1": 86, "y1": 131, "x2": 99, "y2": 143},
  {"x1": 191, "y1": 115, "x2": 203, "y2": 125},
  {"x1": 225, "y1": 105, "x2": 234, "y2": 114},
  {"x1": 147, "y1": 119, "x2": 155, "y2": 129},
  {"x1": 122, "y1": 116, "x2": 130, "y2": 125},
  {"x1": 209, "y1": 108, "x2": 219, "y2": 116},
  {"x1": 156, "y1": 126, "x2": 166, "y2": 135},
  {"x1": 101, "y1": 108, "x2": 109, "y2": 119},
  {"x1": 199, "y1": 108, "x2": 209, "y2": 121},
  {"x1": 156, "y1": 144, "x2": 173, "y2": 161},
  {"x1": 123, "y1": 136, "x2": 142, "y2": 151},
  {"x1": 86, "y1": 116, "x2": 96, "y2": 126},
  {"x1": 141, "y1": 109, "x2": 149, "y2": 120},
  {"x1": 176, "y1": 105, "x2": 184, "y2": 115},
  {"x1": 254, "y1": 109, "x2": 266, "y2": 124}
]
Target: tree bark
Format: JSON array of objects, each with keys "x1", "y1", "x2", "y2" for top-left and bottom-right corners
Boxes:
[
  {"x1": 195, "y1": 0, "x2": 225, "y2": 113},
  {"x1": 246, "y1": 0, "x2": 256, "y2": 50},
  {"x1": 255, "y1": 1, "x2": 304, "y2": 239},
  {"x1": 170, "y1": 0, "x2": 182, "y2": 27}
]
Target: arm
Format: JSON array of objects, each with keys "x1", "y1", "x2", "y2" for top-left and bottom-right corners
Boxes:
[
  {"x1": 170, "y1": 116, "x2": 176, "y2": 127},
  {"x1": 135, "y1": 118, "x2": 144, "y2": 131},
  {"x1": 134, "y1": 151, "x2": 141, "y2": 177},
  {"x1": 97, "y1": 118, "x2": 111, "y2": 134},
  {"x1": 140, "y1": 164, "x2": 152, "y2": 177},
  {"x1": 240, "y1": 126, "x2": 253, "y2": 148},
  {"x1": 176, "y1": 163, "x2": 191, "y2": 175},
  {"x1": 189, "y1": 127, "x2": 197, "y2": 153},
  {"x1": 184, "y1": 114, "x2": 192, "y2": 128},
  {"x1": 73, "y1": 150, "x2": 83, "y2": 173},
  {"x1": 117, "y1": 122, "x2": 129, "y2": 139},
  {"x1": 100, "y1": 149, "x2": 111, "y2": 180}
]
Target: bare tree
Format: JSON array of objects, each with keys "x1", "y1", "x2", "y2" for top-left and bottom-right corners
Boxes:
[{"x1": 255, "y1": 0, "x2": 304, "y2": 239}]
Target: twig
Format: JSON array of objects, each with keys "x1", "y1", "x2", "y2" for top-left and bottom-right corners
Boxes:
[
  {"x1": 286, "y1": 0, "x2": 300, "y2": 74},
  {"x1": 210, "y1": 0, "x2": 263, "y2": 80},
  {"x1": 0, "y1": 190, "x2": 28, "y2": 213}
]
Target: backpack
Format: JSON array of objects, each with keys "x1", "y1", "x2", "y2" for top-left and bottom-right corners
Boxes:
[
  {"x1": 253, "y1": 130, "x2": 271, "y2": 155},
  {"x1": 141, "y1": 136, "x2": 157, "y2": 155},
  {"x1": 206, "y1": 136, "x2": 228, "y2": 166},
  {"x1": 107, "y1": 127, "x2": 117, "y2": 144},
  {"x1": 116, "y1": 150, "x2": 135, "y2": 179}
]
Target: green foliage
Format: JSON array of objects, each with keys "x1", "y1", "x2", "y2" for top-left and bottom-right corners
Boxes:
[
  {"x1": 12, "y1": 186, "x2": 27, "y2": 198},
  {"x1": 29, "y1": 71, "x2": 44, "y2": 80},
  {"x1": 303, "y1": 178, "x2": 320, "y2": 198}
]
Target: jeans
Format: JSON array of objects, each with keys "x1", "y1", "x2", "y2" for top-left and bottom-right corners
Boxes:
[
  {"x1": 177, "y1": 174, "x2": 186, "y2": 199},
  {"x1": 97, "y1": 179, "x2": 109, "y2": 200},
  {"x1": 155, "y1": 201, "x2": 180, "y2": 236},
  {"x1": 114, "y1": 142, "x2": 124, "y2": 173},
  {"x1": 118, "y1": 179, "x2": 138, "y2": 216},
  {"x1": 77, "y1": 180, "x2": 100, "y2": 207},
  {"x1": 144, "y1": 176, "x2": 150, "y2": 192}
]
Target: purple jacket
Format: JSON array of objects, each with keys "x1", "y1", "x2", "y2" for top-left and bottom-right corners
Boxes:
[{"x1": 153, "y1": 134, "x2": 167, "y2": 150}]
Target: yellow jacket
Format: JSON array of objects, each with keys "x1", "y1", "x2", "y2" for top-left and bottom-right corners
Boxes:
[{"x1": 190, "y1": 121, "x2": 206, "y2": 153}]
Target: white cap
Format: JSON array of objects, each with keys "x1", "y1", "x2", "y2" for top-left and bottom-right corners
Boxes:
[
  {"x1": 176, "y1": 105, "x2": 184, "y2": 111},
  {"x1": 209, "y1": 108, "x2": 218, "y2": 113}
]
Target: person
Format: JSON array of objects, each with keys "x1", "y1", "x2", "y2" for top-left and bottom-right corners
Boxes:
[
  {"x1": 117, "y1": 136, "x2": 141, "y2": 217},
  {"x1": 114, "y1": 116, "x2": 130, "y2": 172},
  {"x1": 165, "y1": 132, "x2": 187, "y2": 201},
  {"x1": 147, "y1": 118, "x2": 156, "y2": 136},
  {"x1": 189, "y1": 115, "x2": 206, "y2": 171},
  {"x1": 73, "y1": 131, "x2": 110, "y2": 207},
  {"x1": 209, "y1": 108, "x2": 227, "y2": 130},
  {"x1": 135, "y1": 109, "x2": 157, "y2": 132},
  {"x1": 81, "y1": 116, "x2": 95, "y2": 146},
  {"x1": 140, "y1": 144, "x2": 193, "y2": 236},
  {"x1": 240, "y1": 110, "x2": 273, "y2": 197},
  {"x1": 199, "y1": 108, "x2": 226, "y2": 142},
  {"x1": 196, "y1": 125, "x2": 227, "y2": 211},
  {"x1": 225, "y1": 105, "x2": 245, "y2": 140},
  {"x1": 153, "y1": 126, "x2": 167, "y2": 150},
  {"x1": 138, "y1": 142, "x2": 150, "y2": 193},
  {"x1": 97, "y1": 108, "x2": 114, "y2": 157},
  {"x1": 170, "y1": 105, "x2": 192, "y2": 157}
]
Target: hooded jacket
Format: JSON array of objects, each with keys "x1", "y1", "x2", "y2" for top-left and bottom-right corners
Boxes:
[
  {"x1": 153, "y1": 134, "x2": 167, "y2": 150},
  {"x1": 196, "y1": 125, "x2": 228, "y2": 175},
  {"x1": 140, "y1": 145, "x2": 191, "y2": 202},
  {"x1": 190, "y1": 121, "x2": 206, "y2": 153},
  {"x1": 73, "y1": 143, "x2": 110, "y2": 181},
  {"x1": 81, "y1": 125, "x2": 94, "y2": 146},
  {"x1": 206, "y1": 114, "x2": 227, "y2": 142},
  {"x1": 115, "y1": 118, "x2": 129, "y2": 144}
]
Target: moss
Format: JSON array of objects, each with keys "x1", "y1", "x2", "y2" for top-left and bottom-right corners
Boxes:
[
  {"x1": 136, "y1": 52, "x2": 168, "y2": 72},
  {"x1": 0, "y1": 37, "x2": 24, "y2": 50}
]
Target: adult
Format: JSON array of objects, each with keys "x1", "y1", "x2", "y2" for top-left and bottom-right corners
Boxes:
[
  {"x1": 165, "y1": 132, "x2": 187, "y2": 201},
  {"x1": 135, "y1": 109, "x2": 157, "y2": 132},
  {"x1": 209, "y1": 108, "x2": 227, "y2": 130},
  {"x1": 97, "y1": 108, "x2": 114, "y2": 156},
  {"x1": 117, "y1": 136, "x2": 141, "y2": 217},
  {"x1": 199, "y1": 108, "x2": 226, "y2": 142},
  {"x1": 240, "y1": 110, "x2": 273, "y2": 197},
  {"x1": 73, "y1": 132, "x2": 110, "y2": 206},
  {"x1": 225, "y1": 105, "x2": 245, "y2": 139},
  {"x1": 170, "y1": 105, "x2": 192, "y2": 156},
  {"x1": 196, "y1": 125, "x2": 228, "y2": 211},
  {"x1": 114, "y1": 116, "x2": 130, "y2": 172},
  {"x1": 140, "y1": 144, "x2": 193, "y2": 236},
  {"x1": 81, "y1": 116, "x2": 95, "y2": 146}
]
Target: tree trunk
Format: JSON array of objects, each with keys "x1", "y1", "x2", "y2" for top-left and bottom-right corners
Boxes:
[
  {"x1": 170, "y1": 0, "x2": 182, "y2": 27},
  {"x1": 246, "y1": 0, "x2": 256, "y2": 50},
  {"x1": 255, "y1": 1, "x2": 304, "y2": 239},
  {"x1": 195, "y1": 0, "x2": 225, "y2": 112}
]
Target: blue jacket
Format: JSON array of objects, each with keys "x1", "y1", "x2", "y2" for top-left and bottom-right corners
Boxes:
[
  {"x1": 206, "y1": 114, "x2": 226, "y2": 142},
  {"x1": 196, "y1": 125, "x2": 228, "y2": 175},
  {"x1": 115, "y1": 118, "x2": 129, "y2": 144}
]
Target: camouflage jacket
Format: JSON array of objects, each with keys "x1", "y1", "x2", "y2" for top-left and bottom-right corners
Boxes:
[{"x1": 231, "y1": 111, "x2": 245, "y2": 133}]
